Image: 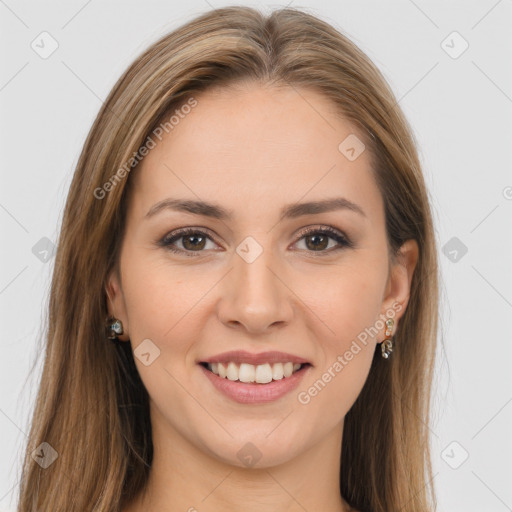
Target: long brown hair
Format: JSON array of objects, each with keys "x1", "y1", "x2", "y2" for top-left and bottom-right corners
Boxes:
[{"x1": 17, "y1": 6, "x2": 439, "y2": 511}]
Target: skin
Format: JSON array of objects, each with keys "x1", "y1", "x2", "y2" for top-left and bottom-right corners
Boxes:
[{"x1": 107, "y1": 81, "x2": 418, "y2": 512}]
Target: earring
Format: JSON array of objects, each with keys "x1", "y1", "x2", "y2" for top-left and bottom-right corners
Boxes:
[
  {"x1": 380, "y1": 318, "x2": 394, "y2": 359},
  {"x1": 106, "y1": 315, "x2": 124, "y2": 341}
]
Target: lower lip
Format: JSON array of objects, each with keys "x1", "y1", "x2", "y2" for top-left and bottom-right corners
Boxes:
[{"x1": 199, "y1": 364, "x2": 311, "y2": 404}]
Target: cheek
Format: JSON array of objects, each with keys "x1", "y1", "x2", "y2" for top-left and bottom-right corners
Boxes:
[
  {"x1": 121, "y1": 254, "x2": 206, "y2": 344},
  {"x1": 294, "y1": 270, "x2": 382, "y2": 419},
  {"x1": 120, "y1": 259, "x2": 207, "y2": 412},
  {"x1": 295, "y1": 342, "x2": 374, "y2": 439},
  {"x1": 290, "y1": 259, "x2": 386, "y2": 404},
  {"x1": 117, "y1": 244, "x2": 386, "y2": 460},
  {"x1": 292, "y1": 258, "x2": 387, "y2": 342},
  {"x1": 122, "y1": 244, "x2": 388, "y2": 361}
]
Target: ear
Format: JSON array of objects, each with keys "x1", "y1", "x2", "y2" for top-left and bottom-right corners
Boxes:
[
  {"x1": 380, "y1": 239, "x2": 419, "y2": 331},
  {"x1": 105, "y1": 267, "x2": 130, "y2": 342}
]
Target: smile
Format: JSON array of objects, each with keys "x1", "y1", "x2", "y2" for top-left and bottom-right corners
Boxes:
[
  {"x1": 202, "y1": 361, "x2": 305, "y2": 383},
  {"x1": 198, "y1": 362, "x2": 311, "y2": 404}
]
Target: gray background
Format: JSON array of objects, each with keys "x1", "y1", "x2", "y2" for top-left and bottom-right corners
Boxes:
[{"x1": 1, "y1": 1, "x2": 511, "y2": 510}]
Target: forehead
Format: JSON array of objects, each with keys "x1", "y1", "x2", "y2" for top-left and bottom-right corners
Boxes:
[{"x1": 128, "y1": 83, "x2": 383, "y2": 224}]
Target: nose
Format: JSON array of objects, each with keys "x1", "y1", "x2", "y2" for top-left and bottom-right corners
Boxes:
[{"x1": 216, "y1": 245, "x2": 294, "y2": 334}]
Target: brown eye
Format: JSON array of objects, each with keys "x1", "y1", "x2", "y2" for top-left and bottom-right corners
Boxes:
[
  {"x1": 159, "y1": 228, "x2": 217, "y2": 257},
  {"x1": 294, "y1": 226, "x2": 353, "y2": 254},
  {"x1": 158, "y1": 225, "x2": 353, "y2": 258},
  {"x1": 181, "y1": 232, "x2": 207, "y2": 251},
  {"x1": 304, "y1": 232, "x2": 330, "y2": 251}
]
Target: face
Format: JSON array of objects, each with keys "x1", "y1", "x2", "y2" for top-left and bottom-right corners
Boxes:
[{"x1": 107, "y1": 82, "x2": 417, "y2": 468}]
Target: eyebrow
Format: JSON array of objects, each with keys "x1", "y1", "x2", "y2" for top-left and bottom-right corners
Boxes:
[{"x1": 145, "y1": 196, "x2": 366, "y2": 221}]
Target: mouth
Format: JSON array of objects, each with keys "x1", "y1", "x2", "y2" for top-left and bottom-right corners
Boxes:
[
  {"x1": 199, "y1": 361, "x2": 312, "y2": 384},
  {"x1": 198, "y1": 359, "x2": 312, "y2": 404}
]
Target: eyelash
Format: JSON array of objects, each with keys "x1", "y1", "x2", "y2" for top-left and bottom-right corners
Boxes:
[{"x1": 157, "y1": 225, "x2": 353, "y2": 258}]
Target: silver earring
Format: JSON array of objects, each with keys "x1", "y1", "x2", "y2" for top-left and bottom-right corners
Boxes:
[
  {"x1": 380, "y1": 318, "x2": 394, "y2": 359},
  {"x1": 106, "y1": 315, "x2": 124, "y2": 341}
]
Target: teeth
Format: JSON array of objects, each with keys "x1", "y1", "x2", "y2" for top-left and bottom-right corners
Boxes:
[
  {"x1": 255, "y1": 363, "x2": 273, "y2": 384},
  {"x1": 272, "y1": 363, "x2": 284, "y2": 380},
  {"x1": 226, "y1": 362, "x2": 238, "y2": 381},
  {"x1": 239, "y1": 363, "x2": 255, "y2": 383},
  {"x1": 206, "y1": 361, "x2": 304, "y2": 383}
]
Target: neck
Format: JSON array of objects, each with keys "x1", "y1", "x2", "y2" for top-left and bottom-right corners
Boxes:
[{"x1": 125, "y1": 406, "x2": 351, "y2": 512}]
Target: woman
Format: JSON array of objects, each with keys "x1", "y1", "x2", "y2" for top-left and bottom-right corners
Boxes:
[{"x1": 17, "y1": 6, "x2": 439, "y2": 511}]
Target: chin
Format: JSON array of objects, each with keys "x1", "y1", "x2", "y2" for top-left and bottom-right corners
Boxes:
[{"x1": 200, "y1": 432, "x2": 306, "y2": 469}]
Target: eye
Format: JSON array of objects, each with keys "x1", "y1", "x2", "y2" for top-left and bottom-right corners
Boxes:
[
  {"x1": 292, "y1": 226, "x2": 353, "y2": 254},
  {"x1": 157, "y1": 225, "x2": 353, "y2": 257},
  {"x1": 158, "y1": 228, "x2": 219, "y2": 257}
]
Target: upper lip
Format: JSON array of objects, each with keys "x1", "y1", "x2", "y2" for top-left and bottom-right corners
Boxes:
[{"x1": 200, "y1": 350, "x2": 311, "y2": 366}]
